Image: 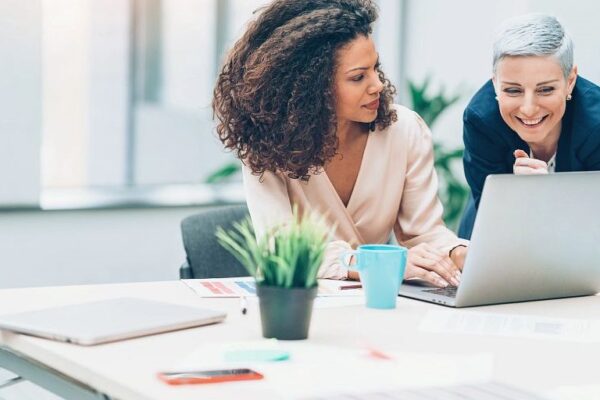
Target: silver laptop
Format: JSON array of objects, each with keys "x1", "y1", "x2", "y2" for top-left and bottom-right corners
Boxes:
[
  {"x1": 0, "y1": 297, "x2": 226, "y2": 345},
  {"x1": 400, "y1": 171, "x2": 600, "y2": 307}
]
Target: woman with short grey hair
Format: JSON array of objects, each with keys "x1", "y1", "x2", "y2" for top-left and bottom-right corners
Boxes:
[{"x1": 459, "y1": 13, "x2": 600, "y2": 239}]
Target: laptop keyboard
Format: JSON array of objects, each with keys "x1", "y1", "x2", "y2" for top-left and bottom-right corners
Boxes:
[{"x1": 423, "y1": 286, "x2": 458, "y2": 298}]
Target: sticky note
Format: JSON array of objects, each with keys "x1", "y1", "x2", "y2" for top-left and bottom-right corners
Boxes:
[{"x1": 224, "y1": 349, "x2": 290, "y2": 362}]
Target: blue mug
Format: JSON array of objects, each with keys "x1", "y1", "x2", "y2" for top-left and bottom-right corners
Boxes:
[{"x1": 340, "y1": 244, "x2": 408, "y2": 309}]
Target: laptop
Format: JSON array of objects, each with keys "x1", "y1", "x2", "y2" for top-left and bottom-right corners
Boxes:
[
  {"x1": 0, "y1": 297, "x2": 226, "y2": 345},
  {"x1": 400, "y1": 171, "x2": 600, "y2": 307}
]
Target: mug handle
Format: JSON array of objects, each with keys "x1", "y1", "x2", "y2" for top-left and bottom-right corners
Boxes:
[{"x1": 339, "y1": 250, "x2": 359, "y2": 271}]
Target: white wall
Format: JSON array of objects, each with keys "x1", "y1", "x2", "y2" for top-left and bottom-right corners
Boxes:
[
  {"x1": 42, "y1": 0, "x2": 130, "y2": 188},
  {"x1": 134, "y1": 0, "x2": 234, "y2": 185},
  {"x1": 161, "y1": 0, "x2": 216, "y2": 112},
  {"x1": 41, "y1": 0, "x2": 90, "y2": 188},
  {"x1": 87, "y1": 0, "x2": 131, "y2": 186},
  {"x1": 0, "y1": 207, "x2": 204, "y2": 289},
  {"x1": 0, "y1": 1, "x2": 42, "y2": 206},
  {"x1": 374, "y1": 0, "x2": 406, "y2": 101}
]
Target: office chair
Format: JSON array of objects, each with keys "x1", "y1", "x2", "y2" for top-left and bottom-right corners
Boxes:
[
  {"x1": 457, "y1": 195, "x2": 476, "y2": 240},
  {"x1": 179, "y1": 205, "x2": 251, "y2": 279}
]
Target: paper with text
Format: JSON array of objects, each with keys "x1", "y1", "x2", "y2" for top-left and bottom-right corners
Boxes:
[
  {"x1": 420, "y1": 310, "x2": 600, "y2": 343},
  {"x1": 182, "y1": 277, "x2": 363, "y2": 298}
]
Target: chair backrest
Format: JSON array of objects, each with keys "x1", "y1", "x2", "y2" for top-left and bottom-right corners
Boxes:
[{"x1": 180, "y1": 205, "x2": 251, "y2": 279}]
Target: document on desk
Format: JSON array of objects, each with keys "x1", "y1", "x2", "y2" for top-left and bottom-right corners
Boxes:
[
  {"x1": 182, "y1": 277, "x2": 363, "y2": 298},
  {"x1": 419, "y1": 310, "x2": 600, "y2": 343},
  {"x1": 166, "y1": 340, "x2": 493, "y2": 398},
  {"x1": 303, "y1": 382, "x2": 549, "y2": 400},
  {"x1": 241, "y1": 295, "x2": 365, "y2": 309}
]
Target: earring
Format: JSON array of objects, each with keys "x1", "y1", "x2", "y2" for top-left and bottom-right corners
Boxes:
[
  {"x1": 495, "y1": 96, "x2": 498, "y2": 101},
  {"x1": 566, "y1": 94, "x2": 572, "y2": 101}
]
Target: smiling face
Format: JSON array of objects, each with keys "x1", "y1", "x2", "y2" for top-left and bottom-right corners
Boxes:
[
  {"x1": 493, "y1": 55, "x2": 577, "y2": 149},
  {"x1": 334, "y1": 35, "x2": 384, "y2": 127}
]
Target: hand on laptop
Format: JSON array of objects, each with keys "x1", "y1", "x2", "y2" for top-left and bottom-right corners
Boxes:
[
  {"x1": 404, "y1": 243, "x2": 461, "y2": 287},
  {"x1": 513, "y1": 149, "x2": 548, "y2": 175}
]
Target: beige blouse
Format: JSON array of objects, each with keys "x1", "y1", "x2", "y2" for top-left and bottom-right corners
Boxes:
[{"x1": 243, "y1": 104, "x2": 468, "y2": 279}]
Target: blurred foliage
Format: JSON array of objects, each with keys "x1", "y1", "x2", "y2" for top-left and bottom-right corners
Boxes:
[
  {"x1": 408, "y1": 77, "x2": 468, "y2": 230},
  {"x1": 205, "y1": 161, "x2": 240, "y2": 184}
]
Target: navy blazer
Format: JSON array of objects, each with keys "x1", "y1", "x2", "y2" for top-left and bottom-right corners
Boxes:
[{"x1": 460, "y1": 76, "x2": 600, "y2": 238}]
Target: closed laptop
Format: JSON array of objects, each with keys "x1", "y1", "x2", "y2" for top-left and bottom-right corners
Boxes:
[{"x1": 0, "y1": 297, "x2": 226, "y2": 345}]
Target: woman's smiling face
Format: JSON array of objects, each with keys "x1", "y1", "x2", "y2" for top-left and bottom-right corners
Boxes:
[{"x1": 493, "y1": 55, "x2": 577, "y2": 147}]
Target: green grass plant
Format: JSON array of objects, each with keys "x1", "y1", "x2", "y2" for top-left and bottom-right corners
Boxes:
[{"x1": 216, "y1": 208, "x2": 331, "y2": 288}]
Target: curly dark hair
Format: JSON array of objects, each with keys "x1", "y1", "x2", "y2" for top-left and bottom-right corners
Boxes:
[{"x1": 213, "y1": 0, "x2": 397, "y2": 180}]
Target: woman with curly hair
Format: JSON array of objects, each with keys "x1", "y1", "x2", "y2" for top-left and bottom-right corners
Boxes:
[{"x1": 213, "y1": 0, "x2": 468, "y2": 287}]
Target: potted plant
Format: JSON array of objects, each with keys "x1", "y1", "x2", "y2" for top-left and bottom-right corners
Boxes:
[{"x1": 216, "y1": 208, "x2": 331, "y2": 340}]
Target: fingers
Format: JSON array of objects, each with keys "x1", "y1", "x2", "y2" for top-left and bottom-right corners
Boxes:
[
  {"x1": 513, "y1": 165, "x2": 549, "y2": 175},
  {"x1": 513, "y1": 149, "x2": 529, "y2": 159},
  {"x1": 513, "y1": 150, "x2": 548, "y2": 175},
  {"x1": 413, "y1": 268, "x2": 448, "y2": 288},
  {"x1": 407, "y1": 244, "x2": 461, "y2": 287},
  {"x1": 514, "y1": 157, "x2": 548, "y2": 169},
  {"x1": 411, "y1": 254, "x2": 459, "y2": 286}
]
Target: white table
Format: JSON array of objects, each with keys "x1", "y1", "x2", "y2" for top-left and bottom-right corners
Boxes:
[{"x1": 0, "y1": 280, "x2": 598, "y2": 399}]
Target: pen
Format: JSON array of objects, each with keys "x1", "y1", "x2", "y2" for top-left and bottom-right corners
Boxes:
[
  {"x1": 240, "y1": 296, "x2": 247, "y2": 315},
  {"x1": 339, "y1": 284, "x2": 362, "y2": 290}
]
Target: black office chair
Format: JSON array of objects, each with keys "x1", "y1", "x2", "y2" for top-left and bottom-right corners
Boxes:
[
  {"x1": 457, "y1": 195, "x2": 476, "y2": 240},
  {"x1": 179, "y1": 205, "x2": 251, "y2": 279}
]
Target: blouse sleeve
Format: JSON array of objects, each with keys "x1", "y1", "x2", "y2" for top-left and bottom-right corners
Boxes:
[
  {"x1": 394, "y1": 113, "x2": 469, "y2": 252},
  {"x1": 242, "y1": 165, "x2": 351, "y2": 280}
]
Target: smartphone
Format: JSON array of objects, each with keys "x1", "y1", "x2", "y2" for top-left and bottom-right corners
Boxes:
[{"x1": 157, "y1": 368, "x2": 264, "y2": 385}]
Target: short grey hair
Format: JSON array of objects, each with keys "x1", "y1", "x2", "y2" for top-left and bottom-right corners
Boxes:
[{"x1": 492, "y1": 14, "x2": 574, "y2": 78}]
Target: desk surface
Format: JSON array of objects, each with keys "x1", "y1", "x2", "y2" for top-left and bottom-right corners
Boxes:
[{"x1": 0, "y1": 280, "x2": 599, "y2": 399}]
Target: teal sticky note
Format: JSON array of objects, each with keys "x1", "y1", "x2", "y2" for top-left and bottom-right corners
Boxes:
[{"x1": 224, "y1": 349, "x2": 290, "y2": 362}]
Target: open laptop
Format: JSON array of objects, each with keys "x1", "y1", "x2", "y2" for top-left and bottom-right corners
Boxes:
[
  {"x1": 0, "y1": 297, "x2": 226, "y2": 345},
  {"x1": 400, "y1": 171, "x2": 600, "y2": 307}
]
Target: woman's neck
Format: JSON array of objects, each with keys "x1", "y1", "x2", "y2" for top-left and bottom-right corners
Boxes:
[{"x1": 336, "y1": 120, "x2": 367, "y2": 147}]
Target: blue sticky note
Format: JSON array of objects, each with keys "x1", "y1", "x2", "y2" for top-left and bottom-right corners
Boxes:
[{"x1": 224, "y1": 349, "x2": 290, "y2": 362}]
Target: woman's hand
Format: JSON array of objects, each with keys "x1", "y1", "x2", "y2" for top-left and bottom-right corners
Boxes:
[
  {"x1": 347, "y1": 269, "x2": 360, "y2": 281},
  {"x1": 404, "y1": 243, "x2": 461, "y2": 287},
  {"x1": 449, "y1": 245, "x2": 468, "y2": 271},
  {"x1": 513, "y1": 149, "x2": 548, "y2": 175}
]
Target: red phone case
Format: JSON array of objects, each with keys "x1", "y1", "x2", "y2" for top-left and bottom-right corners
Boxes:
[{"x1": 157, "y1": 369, "x2": 264, "y2": 385}]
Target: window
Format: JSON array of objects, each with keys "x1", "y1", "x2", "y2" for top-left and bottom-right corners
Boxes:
[{"x1": 38, "y1": 0, "x2": 404, "y2": 201}]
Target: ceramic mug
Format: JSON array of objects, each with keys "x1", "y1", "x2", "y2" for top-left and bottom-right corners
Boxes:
[{"x1": 340, "y1": 244, "x2": 408, "y2": 309}]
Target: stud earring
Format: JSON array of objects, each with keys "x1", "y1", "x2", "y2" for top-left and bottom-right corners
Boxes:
[
  {"x1": 566, "y1": 94, "x2": 572, "y2": 101},
  {"x1": 495, "y1": 96, "x2": 498, "y2": 101}
]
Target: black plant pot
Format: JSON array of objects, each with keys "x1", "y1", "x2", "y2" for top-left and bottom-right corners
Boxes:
[{"x1": 256, "y1": 284, "x2": 318, "y2": 340}]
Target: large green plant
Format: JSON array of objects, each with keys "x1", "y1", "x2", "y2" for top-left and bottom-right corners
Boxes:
[
  {"x1": 408, "y1": 77, "x2": 469, "y2": 230},
  {"x1": 216, "y1": 208, "x2": 331, "y2": 288}
]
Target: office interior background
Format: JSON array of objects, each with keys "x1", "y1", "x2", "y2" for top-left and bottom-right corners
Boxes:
[{"x1": 2, "y1": 0, "x2": 600, "y2": 291}]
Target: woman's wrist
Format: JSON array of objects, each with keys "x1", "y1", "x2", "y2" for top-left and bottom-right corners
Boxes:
[
  {"x1": 448, "y1": 244, "x2": 467, "y2": 258},
  {"x1": 347, "y1": 270, "x2": 360, "y2": 281},
  {"x1": 449, "y1": 244, "x2": 468, "y2": 269}
]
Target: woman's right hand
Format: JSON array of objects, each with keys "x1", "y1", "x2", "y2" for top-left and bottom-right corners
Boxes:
[
  {"x1": 403, "y1": 243, "x2": 461, "y2": 287},
  {"x1": 513, "y1": 149, "x2": 548, "y2": 175}
]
